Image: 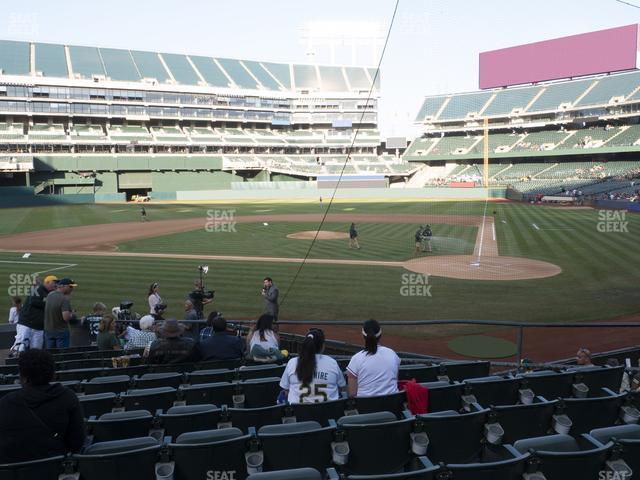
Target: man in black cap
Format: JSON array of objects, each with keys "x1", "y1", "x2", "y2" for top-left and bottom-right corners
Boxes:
[
  {"x1": 145, "y1": 318, "x2": 195, "y2": 364},
  {"x1": 15, "y1": 275, "x2": 58, "y2": 351}
]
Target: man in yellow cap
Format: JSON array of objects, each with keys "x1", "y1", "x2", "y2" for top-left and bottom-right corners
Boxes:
[
  {"x1": 44, "y1": 278, "x2": 78, "y2": 349},
  {"x1": 14, "y1": 275, "x2": 58, "y2": 352}
]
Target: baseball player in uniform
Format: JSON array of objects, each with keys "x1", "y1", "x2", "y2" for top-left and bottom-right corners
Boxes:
[
  {"x1": 422, "y1": 224, "x2": 433, "y2": 252},
  {"x1": 414, "y1": 226, "x2": 424, "y2": 254},
  {"x1": 349, "y1": 222, "x2": 360, "y2": 249}
]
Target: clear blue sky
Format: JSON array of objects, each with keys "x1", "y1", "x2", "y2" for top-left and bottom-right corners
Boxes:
[{"x1": 3, "y1": 0, "x2": 638, "y2": 137}]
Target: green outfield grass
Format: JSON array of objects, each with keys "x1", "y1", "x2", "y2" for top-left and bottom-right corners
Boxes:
[{"x1": 0, "y1": 201, "x2": 638, "y2": 335}]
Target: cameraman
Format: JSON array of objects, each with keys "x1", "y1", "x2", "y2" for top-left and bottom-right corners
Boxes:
[{"x1": 188, "y1": 279, "x2": 213, "y2": 320}]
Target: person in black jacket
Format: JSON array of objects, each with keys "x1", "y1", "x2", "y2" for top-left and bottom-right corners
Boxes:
[
  {"x1": 15, "y1": 275, "x2": 58, "y2": 351},
  {"x1": 0, "y1": 349, "x2": 86, "y2": 463},
  {"x1": 194, "y1": 315, "x2": 245, "y2": 361}
]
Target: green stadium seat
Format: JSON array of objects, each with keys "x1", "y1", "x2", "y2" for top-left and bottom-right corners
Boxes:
[
  {"x1": 188, "y1": 368, "x2": 236, "y2": 385},
  {"x1": 78, "y1": 392, "x2": 117, "y2": 418},
  {"x1": 513, "y1": 434, "x2": 611, "y2": 480},
  {"x1": 83, "y1": 375, "x2": 131, "y2": 395},
  {"x1": 120, "y1": 386, "x2": 177, "y2": 412},
  {"x1": 416, "y1": 409, "x2": 489, "y2": 464},
  {"x1": 258, "y1": 421, "x2": 336, "y2": 472},
  {"x1": 288, "y1": 398, "x2": 348, "y2": 426},
  {"x1": 221, "y1": 405, "x2": 287, "y2": 433},
  {"x1": 336, "y1": 412, "x2": 416, "y2": 475},
  {"x1": 179, "y1": 381, "x2": 235, "y2": 406},
  {"x1": 87, "y1": 409, "x2": 153, "y2": 442},
  {"x1": 560, "y1": 391, "x2": 626, "y2": 435},
  {"x1": 490, "y1": 399, "x2": 558, "y2": 444},
  {"x1": 73, "y1": 436, "x2": 161, "y2": 480},
  {"x1": 249, "y1": 468, "x2": 322, "y2": 480},
  {"x1": 463, "y1": 375, "x2": 521, "y2": 407},
  {"x1": 159, "y1": 404, "x2": 221, "y2": 438},
  {"x1": 589, "y1": 424, "x2": 640, "y2": 477},
  {"x1": 134, "y1": 372, "x2": 184, "y2": 390},
  {"x1": 0, "y1": 455, "x2": 64, "y2": 480},
  {"x1": 169, "y1": 428, "x2": 251, "y2": 480}
]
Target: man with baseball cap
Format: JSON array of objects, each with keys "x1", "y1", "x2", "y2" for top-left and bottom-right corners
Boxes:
[
  {"x1": 14, "y1": 275, "x2": 59, "y2": 352},
  {"x1": 44, "y1": 278, "x2": 78, "y2": 349}
]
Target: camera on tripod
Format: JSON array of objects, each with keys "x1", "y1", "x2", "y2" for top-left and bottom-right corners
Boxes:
[{"x1": 117, "y1": 301, "x2": 135, "y2": 321}]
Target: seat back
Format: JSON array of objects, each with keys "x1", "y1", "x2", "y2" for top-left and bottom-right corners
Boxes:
[
  {"x1": 188, "y1": 368, "x2": 236, "y2": 385},
  {"x1": 563, "y1": 394, "x2": 625, "y2": 434},
  {"x1": 239, "y1": 364, "x2": 286, "y2": 381},
  {"x1": 398, "y1": 364, "x2": 440, "y2": 383},
  {"x1": 571, "y1": 366, "x2": 625, "y2": 395},
  {"x1": 353, "y1": 391, "x2": 407, "y2": 417},
  {"x1": 78, "y1": 392, "x2": 117, "y2": 417},
  {"x1": 170, "y1": 428, "x2": 251, "y2": 480},
  {"x1": 417, "y1": 409, "x2": 488, "y2": 464},
  {"x1": 442, "y1": 452, "x2": 530, "y2": 480},
  {"x1": 226, "y1": 405, "x2": 286, "y2": 433},
  {"x1": 589, "y1": 424, "x2": 640, "y2": 476},
  {"x1": 247, "y1": 467, "x2": 322, "y2": 480},
  {"x1": 180, "y1": 382, "x2": 235, "y2": 406},
  {"x1": 74, "y1": 437, "x2": 161, "y2": 480},
  {"x1": 464, "y1": 376, "x2": 521, "y2": 407},
  {"x1": 439, "y1": 361, "x2": 490, "y2": 382},
  {"x1": 121, "y1": 386, "x2": 177, "y2": 412},
  {"x1": 258, "y1": 422, "x2": 336, "y2": 472},
  {"x1": 56, "y1": 367, "x2": 105, "y2": 382},
  {"x1": 423, "y1": 382, "x2": 464, "y2": 413},
  {"x1": 338, "y1": 416, "x2": 415, "y2": 475},
  {"x1": 291, "y1": 398, "x2": 347, "y2": 426},
  {"x1": 88, "y1": 410, "x2": 153, "y2": 442},
  {"x1": 160, "y1": 404, "x2": 221, "y2": 438},
  {"x1": 0, "y1": 455, "x2": 64, "y2": 480},
  {"x1": 514, "y1": 434, "x2": 611, "y2": 480},
  {"x1": 493, "y1": 400, "x2": 557, "y2": 444},
  {"x1": 83, "y1": 375, "x2": 131, "y2": 395},
  {"x1": 136, "y1": 372, "x2": 183, "y2": 389},
  {"x1": 241, "y1": 378, "x2": 281, "y2": 408},
  {"x1": 518, "y1": 371, "x2": 574, "y2": 400}
]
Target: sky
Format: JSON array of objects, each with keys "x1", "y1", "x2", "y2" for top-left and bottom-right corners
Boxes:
[{"x1": 2, "y1": 0, "x2": 639, "y2": 137}]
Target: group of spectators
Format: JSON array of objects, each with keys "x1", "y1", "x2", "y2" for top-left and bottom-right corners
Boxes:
[
  {"x1": 8, "y1": 275, "x2": 281, "y2": 355},
  {"x1": 0, "y1": 318, "x2": 400, "y2": 464}
]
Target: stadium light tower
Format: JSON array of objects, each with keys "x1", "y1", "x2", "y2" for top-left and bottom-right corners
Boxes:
[{"x1": 298, "y1": 21, "x2": 385, "y2": 65}]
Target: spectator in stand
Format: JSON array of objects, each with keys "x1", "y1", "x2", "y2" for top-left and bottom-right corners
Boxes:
[
  {"x1": 576, "y1": 347, "x2": 594, "y2": 367},
  {"x1": 280, "y1": 328, "x2": 345, "y2": 404},
  {"x1": 194, "y1": 314, "x2": 244, "y2": 361},
  {"x1": 246, "y1": 314, "x2": 284, "y2": 362},
  {"x1": 96, "y1": 314, "x2": 121, "y2": 351},
  {"x1": 15, "y1": 275, "x2": 58, "y2": 351},
  {"x1": 43, "y1": 278, "x2": 78, "y2": 349},
  {"x1": 199, "y1": 311, "x2": 224, "y2": 340},
  {"x1": 184, "y1": 299, "x2": 199, "y2": 321},
  {"x1": 147, "y1": 282, "x2": 162, "y2": 315},
  {"x1": 346, "y1": 319, "x2": 400, "y2": 397},
  {"x1": 146, "y1": 319, "x2": 195, "y2": 364},
  {"x1": 69, "y1": 302, "x2": 106, "y2": 347},
  {"x1": 0, "y1": 349, "x2": 85, "y2": 463},
  {"x1": 8, "y1": 296, "x2": 21, "y2": 326},
  {"x1": 124, "y1": 316, "x2": 156, "y2": 351}
]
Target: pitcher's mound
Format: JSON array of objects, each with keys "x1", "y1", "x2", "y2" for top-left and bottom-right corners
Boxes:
[
  {"x1": 287, "y1": 230, "x2": 349, "y2": 240},
  {"x1": 403, "y1": 255, "x2": 561, "y2": 280}
]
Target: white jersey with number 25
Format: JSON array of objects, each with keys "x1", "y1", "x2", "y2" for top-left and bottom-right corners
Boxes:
[{"x1": 280, "y1": 354, "x2": 346, "y2": 404}]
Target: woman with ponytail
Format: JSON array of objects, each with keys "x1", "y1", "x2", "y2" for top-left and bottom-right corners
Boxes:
[
  {"x1": 347, "y1": 319, "x2": 400, "y2": 397},
  {"x1": 280, "y1": 328, "x2": 345, "y2": 403}
]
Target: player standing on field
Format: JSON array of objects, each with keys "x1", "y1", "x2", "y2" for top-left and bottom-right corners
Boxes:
[
  {"x1": 349, "y1": 222, "x2": 360, "y2": 249},
  {"x1": 140, "y1": 205, "x2": 148, "y2": 222}
]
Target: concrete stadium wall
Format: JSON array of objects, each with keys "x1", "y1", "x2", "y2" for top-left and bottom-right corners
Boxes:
[
  {"x1": 0, "y1": 191, "x2": 95, "y2": 208},
  {"x1": 151, "y1": 171, "x2": 241, "y2": 191},
  {"x1": 174, "y1": 187, "x2": 506, "y2": 202}
]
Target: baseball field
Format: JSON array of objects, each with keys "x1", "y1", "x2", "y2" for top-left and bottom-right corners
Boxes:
[{"x1": 0, "y1": 200, "x2": 637, "y2": 359}]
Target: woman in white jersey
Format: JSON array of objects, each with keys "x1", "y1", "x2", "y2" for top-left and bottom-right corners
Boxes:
[
  {"x1": 280, "y1": 328, "x2": 345, "y2": 403},
  {"x1": 347, "y1": 319, "x2": 400, "y2": 397}
]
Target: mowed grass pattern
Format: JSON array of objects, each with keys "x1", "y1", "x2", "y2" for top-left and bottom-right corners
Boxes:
[
  {"x1": 117, "y1": 222, "x2": 477, "y2": 260},
  {"x1": 0, "y1": 202, "x2": 637, "y2": 329}
]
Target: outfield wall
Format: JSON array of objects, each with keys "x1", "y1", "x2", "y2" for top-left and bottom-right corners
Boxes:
[{"x1": 174, "y1": 186, "x2": 507, "y2": 202}]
